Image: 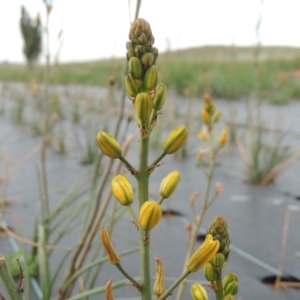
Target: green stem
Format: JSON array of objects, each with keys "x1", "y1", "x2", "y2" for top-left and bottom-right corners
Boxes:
[
  {"x1": 119, "y1": 156, "x2": 138, "y2": 174},
  {"x1": 115, "y1": 263, "x2": 143, "y2": 289},
  {"x1": 136, "y1": 132, "x2": 152, "y2": 300},
  {"x1": 158, "y1": 270, "x2": 191, "y2": 300},
  {"x1": 176, "y1": 128, "x2": 215, "y2": 300},
  {"x1": 214, "y1": 271, "x2": 224, "y2": 300},
  {"x1": 0, "y1": 256, "x2": 26, "y2": 300},
  {"x1": 158, "y1": 196, "x2": 165, "y2": 205},
  {"x1": 148, "y1": 152, "x2": 167, "y2": 169},
  {"x1": 127, "y1": 205, "x2": 139, "y2": 227}
]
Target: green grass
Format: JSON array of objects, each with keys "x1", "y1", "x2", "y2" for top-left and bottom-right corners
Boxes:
[{"x1": 1, "y1": 46, "x2": 300, "y2": 102}]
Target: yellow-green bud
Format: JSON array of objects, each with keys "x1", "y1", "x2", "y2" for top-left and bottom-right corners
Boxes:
[
  {"x1": 201, "y1": 108, "x2": 211, "y2": 125},
  {"x1": 203, "y1": 262, "x2": 216, "y2": 282},
  {"x1": 140, "y1": 200, "x2": 162, "y2": 231},
  {"x1": 144, "y1": 65, "x2": 158, "y2": 92},
  {"x1": 163, "y1": 125, "x2": 188, "y2": 154},
  {"x1": 101, "y1": 226, "x2": 120, "y2": 264},
  {"x1": 218, "y1": 129, "x2": 227, "y2": 147},
  {"x1": 222, "y1": 294, "x2": 235, "y2": 300},
  {"x1": 111, "y1": 174, "x2": 134, "y2": 206},
  {"x1": 153, "y1": 83, "x2": 167, "y2": 111},
  {"x1": 141, "y1": 52, "x2": 155, "y2": 68},
  {"x1": 187, "y1": 234, "x2": 220, "y2": 272},
  {"x1": 210, "y1": 252, "x2": 226, "y2": 270},
  {"x1": 224, "y1": 281, "x2": 238, "y2": 296},
  {"x1": 129, "y1": 57, "x2": 143, "y2": 79},
  {"x1": 125, "y1": 74, "x2": 139, "y2": 99},
  {"x1": 190, "y1": 283, "x2": 209, "y2": 300},
  {"x1": 97, "y1": 131, "x2": 122, "y2": 159},
  {"x1": 153, "y1": 256, "x2": 164, "y2": 295},
  {"x1": 159, "y1": 170, "x2": 181, "y2": 199},
  {"x1": 223, "y1": 273, "x2": 238, "y2": 291},
  {"x1": 213, "y1": 110, "x2": 222, "y2": 122},
  {"x1": 135, "y1": 92, "x2": 152, "y2": 123},
  {"x1": 197, "y1": 126, "x2": 208, "y2": 141}
]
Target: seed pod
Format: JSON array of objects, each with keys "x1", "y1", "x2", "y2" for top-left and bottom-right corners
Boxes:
[
  {"x1": 97, "y1": 131, "x2": 122, "y2": 159},
  {"x1": 163, "y1": 125, "x2": 188, "y2": 154},
  {"x1": 101, "y1": 226, "x2": 120, "y2": 264},
  {"x1": 129, "y1": 57, "x2": 143, "y2": 79},
  {"x1": 153, "y1": 257, "x2": 164, "y2": 295},
  {"x1": 140, "y1": 200, "x2": 162, "y2": 231},
  {"x1": 135, "y1": 92, "x2": 152, "y2": 123},
  {"x1": 203, "y1": 262, "x2": 216, "y2": 282},
  {"x1": 190, "y1": 283, "x2": 209, "y2": 300},
  {"x1": 187, "y1": 234, "x2": 219, "y2": 273},
  {"x1": 224, "y1": 281, "x2": 238, "y2": 296},
  {"x1": 153, "y1": 83, "x2": 167, "y2": 111},
  {"x1": 111, "y1": 174, "x2": 134, "y2": 206},
  {"x1": 144, "y1": 65, "x2": 158, "y2": 92},
  {"x1": 125, "y1": 75, "x2": 139, "y2": 99},
  {"x1": 223, "y1": 273, "x2": 238, "y2": 291},
  {"x1": 141, "y1": 52, "x2": 155, "y2": 68},
  {"x1": 159, "y1": 170, "x2": 181, "y2": 199}
]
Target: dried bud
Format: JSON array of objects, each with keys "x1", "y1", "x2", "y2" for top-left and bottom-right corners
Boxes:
[
  {"x1": 111, "y1": 174, "x2": 134, "y2": 206},
  {"x1": 153, "y1": 257, "x2": 164, "y2": 295},
  {"x1": 135, "y1": 92, "x2": 152, "y2": 123},
  {"x1": 215, "y1": 182, "x2": 224, "y2": 194},
  {"x1": 190, "y1": 283, "x2": 209, "y2": 300},
  {"x1": 140, "y1": 200, "x2": 162, "y2": 231},
  {"x1": 186, "y1": 234, "x2": 220, "y2": 272},
  {"x1": 144, "y1": 65, "x2": 158, "y2": 92},
  {"x1": 153, "y1": 83, "x2": 167, "y2": 111},
  {"x1": 203, "y1": 93, "x2": 212, "y2": 104},
  {"x1": 218, "y1": 129, "x2": 227, "y2": 147},
  {"x1": 203, "y1": 262, "x2": 216, "y2": 282},
  {"x1": 101, "y1": 226, "x2": 120, "y2": 264},
  {"x1": 97, "y1": 131, "x2": 122, "y2": 159},
  {"x1": 159, "y1": 170, "x2": 181, "y2": 199},
  {"x1": 163, "y1": 125, "x2": 188, "y2": 154},
  {"x1": 129, "y1": 57, "x2": 143, "y2": 79},
  {"x1": 106, "y1": 279, "x2": 114, "y2": 300}
]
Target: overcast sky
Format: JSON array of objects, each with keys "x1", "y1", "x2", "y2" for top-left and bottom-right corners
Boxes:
[{"x1": 1, "y1": 0, "x2": 299, "y2": 64}]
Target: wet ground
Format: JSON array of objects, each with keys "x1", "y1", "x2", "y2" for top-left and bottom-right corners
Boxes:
[{"x1": 0, "y1": 83, "x2": 299, "y2": 299}]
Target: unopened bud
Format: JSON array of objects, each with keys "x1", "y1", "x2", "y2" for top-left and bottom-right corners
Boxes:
[
  {"x1": 101, "y1": 226, "x2": 120, "y2": 264},
  {"x1": 134, "y1": 45, "x2": 146, "y2": 57},
  {"x1": 159, "y1": 170, "x2": 181, "y2": 199},
  {"x1": 201, "y1": 108, "x2": 211, "y2": 125},
  {"x1": 222, "y1": 294, "x2": 235, "y2": 300},
  {"x1": 218, "y1": 129, "x2": 227, "y2": 147},
  {"x1": 97, "y1": 131, "x2": 122, "y2": 159},
  {"x1": 135, "y1": 92, "x2": 152, "y2": 123},
  {"x1": 144, "y1": 65, "x2": 158, "y2": 92},
  {"x1": 197, "y1": 126, "x2": 208, "y2": 141},
  {"x1": 163, "y1": 125, "x2": 188, "y2": 154},
  {"x1": 106, "y1": 279, "x2": 114, "y2": 300},
  {"x1": 140, "y1": 200, "x2": 162, "y2": 231},
  {"x1": 203, "y1": 262, "x2": 216, "y2": 282},
  {"x1": 215, "y1": 182, "x2": 224, "y2": 194},
  {"x1": 153, "y1": 257, "x2": 164, "y2": 295},
  {"x1": 210, "y1": 252, "x2": 226, "y2": 270},
  {"x1": 129, "y1": 57, "x2": 143, "y2": 79},
  {"x1": 203, "y1": 93, "x2": 212, "y2": 104},
  {"x1": 224, "y1": 281, "x2": 238, "y2": 296},
  {"x1": 223, "y1": 273, "x2": 238, "y2": 291},
  {"x1": 187, "y1": 234, "x2": 219, "y2": 272},
  {"x1": 125, "y1": 75, "x2": 139, "y2": 99},
  {"x1": 213, "y1": 110, "x2": 222, "y2": 122},
  {"x1": 153, "y1": 83, "x2": 167, "y2": 111},
  {"x1": 141, "y1": 52, "x2": 155, "y2": 68},
  {"x1": 190, "y1": 283, "x2": 209, "y2": 300},
  {"x1": 111, "y1": 174, "x2": 134, "y2": 206}
]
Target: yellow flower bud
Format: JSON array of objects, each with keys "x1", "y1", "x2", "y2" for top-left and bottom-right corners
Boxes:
[
  {"x1": 125, "y1": 74, "x2": 139, "y2": 99},
  {"x1": 224, "y1": 281, "x2": 238, "y2": 296},
  {"x1": 201, "y1": 108, "x2": 211, "y2": 125},
  {"x1": 97, "y1": 131, "x2": 122, "y2": 159},
  {"x1": 100, "y1": 226, "x2": 120, "y2": 264},
  {"x1": 144, "y1": 65, "x2": 158, "y2": 92},
  {"x1": 140, "y1": 200, "x2": 162, "y2": 231},
  {"x1": 129, "y1": 57, "x2": 143, "y2": 79},
  {"x1": 203, "y1": 262, "x2": 216, "y2": 282},
  {"x1": 135, "y1": 92, "x2": 152, "y2": 123},
  {"x1": 153, "y1": 83, "x2": 167, "y2": 111},
  {"x1": 111, "y1": 174, "x2": 134, "y2": 206},
  {"x1": 218, "y1": 129, "x2": 227, "y2": 147},
  {"x1": 222, "y1": 294, "x2": 235, "y2": 300},
  {"x1": 223, "y1": 273, "x2": 238, "y2": 291},
  {"x1": 186, "y1": 234, "x2": 219, "y2": 272},
  {"x1": 159, "y1": 170, "x2": 181, "y2": 199},
  {"x1": 213, "y1": 110, "x2": 222, "y2": 122},
  {"x1": 190, "y1": 283, "x2": 209, "y2": 300},
  {"x1": 197, "y1": 126, "x2": 208, "y2": 141},
  {"x1": 163, "y1": 125, "x2": 188, "y2": 154},
  {"x1": 153, "y1": 256, "x2": 164, "y2": 295}
]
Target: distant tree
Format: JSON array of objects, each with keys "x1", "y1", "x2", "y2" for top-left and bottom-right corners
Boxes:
[{"x1": 20, "y1": 5, "x2": 42, "y2": 66}]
